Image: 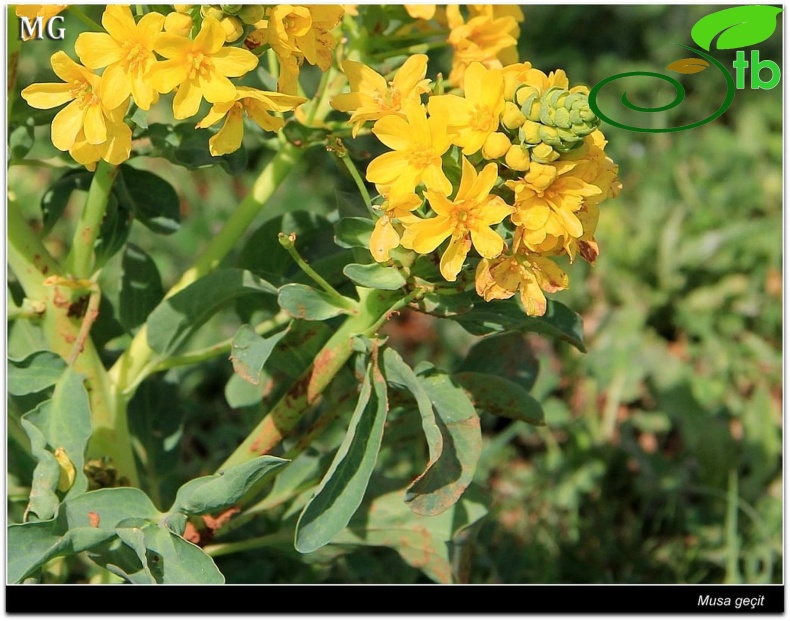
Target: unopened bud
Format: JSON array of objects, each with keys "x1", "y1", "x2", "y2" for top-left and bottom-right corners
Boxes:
[
  {"x1": 505, "y1": 145, "x2": 531, "y2": 171},
  {"x1": 501, "y1": 102, "x2": 526, "y2": 129},
  {"x1": 238, "y1": 5, "x2": 265, "y2": 24},
  {"x1": 220, "y1": 16, "x2": 243, "y2": 42},
  {"x1": 164, "y1": 11, "x2": 193, "y2": 36},
  {"x1": 482, "y1": 132, "x2": 512, "y2": 160}
]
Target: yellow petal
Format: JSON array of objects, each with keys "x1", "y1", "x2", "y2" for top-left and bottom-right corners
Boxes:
[
  {"x1": 372, "y1": 115, "x2": 413, "y2": 151},
  {"x1": 153, "y1": 32, "x2": 192, "y2": 59},
  {"x1": 172, "y1": 78, "x2": 203, "y2": 119},
  {"x1": 195, "y1": 16, "x2": 225, "y2": 54},
  {"x1": 51, "y1": 101, "x2": 85, "y2": 151},
  {"x1": 137, "y1": 10, "x2": 166, "y2": 41},
  {"x1": 83, "y1": 104, "x2": 107, "y2": 145},
  {"x1": 519, "y1": 273, "x2": 547, "y2": 316},
  {"x1": 21, "y1": 82, "x2": 73, "y2": 109},
  {"x1": 366, "y1": 151, "x2": 409, "y2": 185},
  {"x1": 147, "y1": 58, "x2": 188, "y2": 94},
  {"x1": 74, "y1": 33, "x2": 122, "y2": 69},
  {"x1": 49, "y1": 51, "x2": 86, "y2": 83},
  {"x1": 407, "y1": 216, "x2": 452, "y2": 254},
  {"x1": 420, "y1": 162, "x2": 452, "y2": 196},
  {"x1": 392, "y1": 54, "x2": 429, "y2": 93},
  {"x1": 530, "y1": 256, "x2": 569, "y2": 293},
  {"x1": 370, "y1": 217, "x2": 401, "y2": 262},
  {"x1": 440, "y1": 235, "x2": 471, "y2": 281},
  {"x1": 212, "y1": 47, "x2": 259, "y2": 77},
  {"x1": 208, "y1": 112, "x2": 244, "y2": 156},
  {"x1": 102, "y1": 4, "x2": 136, "y2": 41},
  {"x1": 101, "y1": 119, "x2": 132, "y2": 165},
  {"x1": 196, "y1": 101, "x2": 236, "y2": 129},
  {"x1": 470, "y1": 225, "x2": 505, "y2": 258},
  {"x1": 99, "y1": 63, "x2": 131, "y2": 110},
  {"x1": 200, "y1": 68, "x2": 236, "y2": 103},
  {"x1": 342, "y1": 59, "x2": 387, "y2": 94},
  {"x1": 246, "y1": 102, "x2": 285, "y2": 132}
]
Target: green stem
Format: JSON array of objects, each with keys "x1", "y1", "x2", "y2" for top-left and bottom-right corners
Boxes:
[
  {"x1": 219, "y1": 287, "x2": 401, "y2": 470},
  {"x1": 152, "y1": 311, "x2": 291, "y2": 373},
  {"x1": 67, "y1": 6, "x2": 102, "y2": 31},
  {"x1": 108, "y1": 142, "x2": 304, "y2": 397},
  {"x1": 7, "y1": 199, "x2": 139, "y2": 486},
  {"x1": 204, "y1": 532, "x2": 292, "y2": 559},
  {"x1": 338, "y1": 151, "x2": 376, "y2": 219},
  {"x1": 278, "y1": 233, "x2": 357, "y2": 311},
  {"x1": 64, "y1": 160, "x2": 118, "y2": 279}
]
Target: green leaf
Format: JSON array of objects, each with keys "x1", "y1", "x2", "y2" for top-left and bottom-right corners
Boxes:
[
  {"x1": 237, "y1": 211, "x2": 335, "y2": 285},
  {"x1": 334, "y1": 217, "x2": 374, "y2": 249},
  {"x1": 454, "y1": 372, "x2": 545, "y2": 426},
  {"x1": 169, "y1": 455, "x2": 289, "y2": 516},
  {"x1": 8, "y1": 351, "x2": 66, "y2": 396},
  {"x1": 21, "y1": 369, "x2": 93, "y2": 520},
  {"x1": 295, "y1": 360, "x2": 389, "y2": 553},
  {"x1": 381, "y1": 349, "x2": 444, "y2": 510},
  {"x1": 146, "y1": 269, "x2": 277, "y2": 356},
  {"x1": 117, "y1": 164, "x2": 181, "y2": 235},
  {"x1": 40, "y1": 170, "x2": 93, "y2": 236},
  {"x1": 266, "y1": 320, "x2": 333, "y2": 378},
  {"x1": 230, "y1": 325, "x2": 288, "y2": 385},
  {"x1": 62, "y1": 487, "x2": 161, "y2": 527},
  {"x1": 454, "y1": 298, "x2": 587, "y2": 352},
  {"x1": 93, "y1": 193, "x2": 132, "y2": 267},
  {"x1": 138, "y1": 524, "x2": 225, "y2": 584},
  {"x1": 403, "y1": 368, "x2": 482, "y2": 516},
  {"x1": 332, "y1": 483, "x2": 488, "y2": 584},
  {"x1": 691, "y1": 5, "x2": 782, "y2": 51},
  {"x1": 456, "y1": 332, "x2": 539, "y2": 391},
  {"x1": 8, "y1": 118, "x2": 34, "y2": 161},
  {"x1": 343, "y1": 263, "x2": 407, "y2": 290},
  {"x1": 147, "y1": 122, "x2": 247, "y2": 174},
  {"x1": 119, "y1": 244, "x2": 165, "y2": 332},
  {"x1": 277, "y1": 283, "x2": 355, "y2": 321},
  {"x1": 7, "y1": 521, "x2": 115, "y2": 584}
]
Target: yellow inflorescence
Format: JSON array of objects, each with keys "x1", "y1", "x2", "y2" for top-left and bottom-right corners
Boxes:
[
  {"x1": 331, "y1": 52, "x2": 621, "y2": 317},
  {"x1": 20, "y1": 4, "x2": 343, "y2": 168}
]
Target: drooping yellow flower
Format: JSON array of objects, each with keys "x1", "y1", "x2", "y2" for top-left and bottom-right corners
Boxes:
[
  {"x1": 507, "y1": 161, "x2": 602, "y2": 254},
  {"x1": 21, "y1": 51, "x2": 119, "y2": 152},
  {"x1": 475, "y1": 250, "x2": 568, "y2": 317},
  {"x1": 331, "y1": 55, "x2": 431, "y2": 138},
  {"x1": 366, "y1": 102, "x2": 454, "y2": 201},
  {"x1": 74, "y1": 5, "x2": 164, "y2": 111},
  {"x1": 247, "y1": 5, "x2": 344, "y2": 95},
  {"x1": 446, "y1": 5, "x2": 518, "y2": 86},
  {"x1": 427, "y1": 62, "x2": 504, "y2": 155},
  {"x1": 404, "y1": 5, "x2": 436, "y2": 20},
  {"x1": 369, "y1": 186, "x2": 423, "y2": 263},
  {"x1": 196, "y1": 87, "x2": 306, "y2": 156},
  {"x1": 401, "y1": 157, "x2": 512, "y2": 281},
  {"x1": 16, "y1": 5, "x2": 67, "y2": 41},
  {"x1": 147, "y1": 16, "x2": 258, "y2": 120}
]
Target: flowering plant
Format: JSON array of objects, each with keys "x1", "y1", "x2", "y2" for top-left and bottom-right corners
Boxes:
[{"x1": 8, "y1": 4, "x2": 619, "y2": 584}]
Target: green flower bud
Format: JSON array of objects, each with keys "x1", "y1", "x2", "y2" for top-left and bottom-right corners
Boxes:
[
  {"x1": 238, "y1": 5, "x2": 265, "y2": 24},
  {"x1": 201, "y1": 5, "x2": 225, "y2": 21},
  {"x1": 221, "y1": 4, "x2": 243, "y2": 15},
  {"x1": 536, "y1": 86, "x2": 600, "y2": 152}
]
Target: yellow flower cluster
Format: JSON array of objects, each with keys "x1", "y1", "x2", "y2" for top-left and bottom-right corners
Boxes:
[
  {"x1": 331, "y1": 56, "x2": 621, "y2": 317},
  {"x1": 19, "y1": 4, "x2": 346, "y2": 168}
]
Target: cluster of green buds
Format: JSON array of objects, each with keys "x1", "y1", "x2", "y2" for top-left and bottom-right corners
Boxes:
[{"x1": 199, "y1": 4, "x2": 265, "y2": 42}]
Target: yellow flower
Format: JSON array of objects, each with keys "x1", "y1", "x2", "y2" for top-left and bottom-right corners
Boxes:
[
  {"x1": 475, "y1": 250, "x2": 568, "y2": 317},
  {"x1": 69, "y1": 101, "x2": 133, "y2": 170},
  {"x1": 74, "y1": 5, "x2": 164, "y2": 111},
  {"x1": 15, "y1": 5, "x2": 67, "y2": 41},
  {"x1": 507, "y1": 161, "x2": 602, "y2": 254},
  {"x1": 369, "y1": 186, "x2": 423, "y2": 262},
  {"x1": 404, "y1": 5, "x2": 436, "y2": 20},
  {"x1": 21, "y1": 51, "x2": 119, "y2": 152},
  {"x1": 427, "y1": 62, "x2": 504, "y2": 155},
  {"x1": 446, "y1": 5, "x2": 518, "y2": 86},
  {"x1": 164, "y1": 11, "x2": 193, "y2": 36},
  {"x1": 331, "y1": 55, "x2": 431, "y2": 138},
  {"x1": 366, "y1": 102, "x2": 454, "y2": 201},
  {"x1": 147, "y1": 16, "x2": 258, "y2": 120},
  {"x1": 402, "y1": 157, "x2": 512, "y2": 281},
  {"x1": 196, "y1": 86, "x2": 306, "y2": 156},
  {"x1": 248, "y1": 5, "x2": 344, "y2": 94}
]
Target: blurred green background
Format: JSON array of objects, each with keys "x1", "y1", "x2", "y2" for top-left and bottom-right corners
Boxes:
[{"x1": 8, "y1": 5, "x2": 782, "y2": 584}]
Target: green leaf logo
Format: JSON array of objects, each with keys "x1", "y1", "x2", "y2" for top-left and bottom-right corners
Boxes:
[{"x1": 691, "y1": 5, "x2": 783, "y2": 51}]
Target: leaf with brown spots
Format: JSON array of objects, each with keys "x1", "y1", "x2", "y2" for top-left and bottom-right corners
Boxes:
[{"x1": 230, "y1": 324, "x2": 288, "y2": 385}]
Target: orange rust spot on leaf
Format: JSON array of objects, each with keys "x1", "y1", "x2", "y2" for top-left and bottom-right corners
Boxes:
[{"x1": 88, "y1": 512, "x2": 100, "y2": 528}]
